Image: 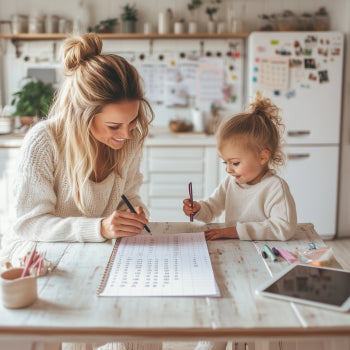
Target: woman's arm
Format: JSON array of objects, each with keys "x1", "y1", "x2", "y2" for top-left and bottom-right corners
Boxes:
[{"x1": 11, "y1": 124, "x2": 106, "y2": 243}]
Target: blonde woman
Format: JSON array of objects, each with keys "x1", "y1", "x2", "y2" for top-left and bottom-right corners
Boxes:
[
  {"x1": 1, "y1": 32, "x2": 161, "y2": 350},
  {"x1": 1, "y1": 32, "x2": 154, "y2": 259}
]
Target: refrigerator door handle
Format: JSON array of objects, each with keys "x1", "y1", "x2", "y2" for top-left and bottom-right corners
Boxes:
[
  {"x1": 287, "y1": 153, "x2": 311, "y2": 160},
  {"x1": 287, "y1": 130, "x2": 311, "y2": 137}
]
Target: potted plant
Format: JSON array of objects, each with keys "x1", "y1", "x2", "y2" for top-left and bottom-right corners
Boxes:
[
  {"x1": 187, "y1": 0, "x2": 202, "y2": 33},
  {"x1": 121, "y1": 4, "x2": 138, "y2": 33},
  {"x1": 205, "y1": 0, "x2": 222, "y2": 33},
  {"x1": 11, "y1": 79, "x2": 54, "y2": 127},
  {"x1": 88, "y1": 18, "x2": 118, "y2": 33}
]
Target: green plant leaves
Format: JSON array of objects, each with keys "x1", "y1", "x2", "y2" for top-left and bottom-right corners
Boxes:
[{"x1": 11, "y1": 80, "x2": 54, "y2": 118}]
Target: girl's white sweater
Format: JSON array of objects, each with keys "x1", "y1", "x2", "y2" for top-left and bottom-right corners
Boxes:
[{"x1": 195, "y1": 171, "x2": 298, "y2": 241}]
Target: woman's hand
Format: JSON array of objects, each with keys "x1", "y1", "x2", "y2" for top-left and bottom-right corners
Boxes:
[
  {"x1": 204, "y1": 227, "x2": 238, "y2": 241},
  {"x1": 101, "y1": 206, "x2": 149, "y2": 239},
  {"x1": 183, "y1": 199, "x2": 201, "y2": 217}
]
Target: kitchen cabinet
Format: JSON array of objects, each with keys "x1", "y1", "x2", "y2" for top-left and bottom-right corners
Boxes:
[{"x1": 141, "y1": 142, "x2": 223, "y2": 222}]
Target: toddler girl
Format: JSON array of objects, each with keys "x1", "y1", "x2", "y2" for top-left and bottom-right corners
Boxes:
[
  {"x1": 184, "y1": 91, "x2": 297, "y2": 242},
  {"x1": 183, "y1": 93, "x2": 297, "y2": 350}
]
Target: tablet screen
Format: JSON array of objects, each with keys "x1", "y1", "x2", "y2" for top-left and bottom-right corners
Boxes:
[{"x1": 263, "y1": 265, "x2": 350, "y2": 307}]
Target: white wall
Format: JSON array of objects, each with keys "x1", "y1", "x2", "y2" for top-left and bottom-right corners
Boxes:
[
  {"x1": 0, "y1": 0, "x2": 336, "y2": 35},
  {"x1": 1, "y1": 0, "x2": 350, "y2": 237}
]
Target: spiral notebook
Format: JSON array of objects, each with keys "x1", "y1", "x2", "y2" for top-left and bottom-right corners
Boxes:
[{"x1": 97, "y1": 232, "x2": 220, "y2": 297}]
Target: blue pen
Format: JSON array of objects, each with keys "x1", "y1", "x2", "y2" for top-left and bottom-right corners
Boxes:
[{"x1": 272, "y1": 247, "x2": 280, "y2": 256}]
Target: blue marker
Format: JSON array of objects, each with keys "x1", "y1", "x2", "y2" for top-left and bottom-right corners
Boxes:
[{"x1": 272, "y1": 247, "x2": 280, "y2": 256}]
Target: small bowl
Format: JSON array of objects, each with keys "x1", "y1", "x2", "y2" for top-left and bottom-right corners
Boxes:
[
  {"x1": 0, "y1": 268, "x2": 37, "y2": 309},
  {"x1": 169, "y1": 119, "x2": 193, "y2": 133}
]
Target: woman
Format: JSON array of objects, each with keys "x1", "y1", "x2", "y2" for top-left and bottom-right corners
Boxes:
[
  {"x1": 1, "y1": 32, "x2": 153, "y2": 267},
  {"x1": 1, "y1": 32, "x2": 162, "y2": 350}
]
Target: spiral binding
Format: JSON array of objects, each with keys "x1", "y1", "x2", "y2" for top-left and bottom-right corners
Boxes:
[{"x1": 97, "y1": 239, "x2": 121, "y2": 295}]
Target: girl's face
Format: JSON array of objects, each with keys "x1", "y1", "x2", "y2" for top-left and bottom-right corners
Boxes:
[
  {"x1": 91, "y1": 100, "x2": 140, "y2": 150},
  {"x1": 218, "y1": 141, "x2": 270, "y2": 185}
]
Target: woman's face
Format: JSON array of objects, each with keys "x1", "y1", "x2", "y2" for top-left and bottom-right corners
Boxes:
[{"x1": 91, "y1": 100, "x2": 140, "y2": 150}]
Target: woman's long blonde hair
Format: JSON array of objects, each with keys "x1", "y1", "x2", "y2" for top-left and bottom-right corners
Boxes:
[
  {"x1": 216, "y1": 92, "x2": 285, "y2": 170},
  {"x1": 47, "y1": 33, "x2": 154, "y2": 216}
]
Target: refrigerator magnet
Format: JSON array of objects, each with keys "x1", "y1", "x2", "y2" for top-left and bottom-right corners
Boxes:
[{"x1": 318, "y1": 70, "x2": 329, "y2": 83}]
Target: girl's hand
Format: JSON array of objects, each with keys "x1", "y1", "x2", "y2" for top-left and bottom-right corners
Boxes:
[
  {"x1": 183, "y1": 199, "x2": 201, "y2": 217},
  {"x1": 101, "y1": 207, "x2": 149, "y2": 239},
  {"x1": 204, "y1": 227, "x2": 238, "y2": 241}
]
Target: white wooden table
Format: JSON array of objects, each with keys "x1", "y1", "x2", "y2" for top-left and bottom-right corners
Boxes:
[{"x1": 0, "y1": 222, "x2": 349, "y2": 347}]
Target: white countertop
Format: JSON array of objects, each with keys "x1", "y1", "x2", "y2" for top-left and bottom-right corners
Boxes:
[
  {"x1": 0, "y1": 127, "x2": 216, "y2": 148},
  {"x1": 0, "y1": 133, "x2": 24, "y2": 148}
]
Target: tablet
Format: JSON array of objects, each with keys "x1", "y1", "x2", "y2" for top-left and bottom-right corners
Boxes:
[{"x1": 256, "y1": 264, "x2": 350, "y2": 312}]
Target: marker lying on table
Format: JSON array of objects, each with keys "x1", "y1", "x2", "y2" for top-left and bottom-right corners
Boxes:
[
  {"x1": 263, "y1": 244, "x2": 278, "y2": 262},
  {"x1": 276, "y1": 248, "x2": 297, "y2": 262},
  {"x1": 272, "y1": 247, "x2": 280, "y2": 256},
  {"x1": 121, "y1": 194, "x2": 151, "y2": 234}
]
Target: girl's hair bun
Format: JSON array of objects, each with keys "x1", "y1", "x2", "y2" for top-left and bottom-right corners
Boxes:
[{"x1": 62, "y1": 33, "x2": 103, "y2": 72}]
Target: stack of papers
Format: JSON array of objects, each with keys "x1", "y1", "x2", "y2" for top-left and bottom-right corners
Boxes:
[{"x1": 98, "y1": 232, "x2": 219, "y2": 297}]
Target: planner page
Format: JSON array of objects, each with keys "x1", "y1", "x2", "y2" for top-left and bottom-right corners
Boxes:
[{"x1": 98, "y1": 232, "x2": 219, "y2": 297}]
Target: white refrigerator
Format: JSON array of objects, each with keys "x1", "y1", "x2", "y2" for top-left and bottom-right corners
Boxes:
[{"x1": 247, "y1": 31, "x2": 344, "y2": 239}]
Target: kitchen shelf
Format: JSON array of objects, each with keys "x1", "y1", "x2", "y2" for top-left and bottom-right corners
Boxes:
[{"x1": 0, "y1": 32, "x2": 249, "y2": 40}]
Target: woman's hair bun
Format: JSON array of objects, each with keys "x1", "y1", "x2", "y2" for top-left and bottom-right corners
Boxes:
[{"x1": 62, "y1": 33, "x2": 103, "y2": 72}]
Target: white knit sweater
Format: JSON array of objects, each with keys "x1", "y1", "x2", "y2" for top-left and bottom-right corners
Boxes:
[
  {"x1": 195, "y1": 171, "x2": 298, "y2": 241},
  {"x1": 1, "y1": 121, "x2": 147, "y2": 262}
]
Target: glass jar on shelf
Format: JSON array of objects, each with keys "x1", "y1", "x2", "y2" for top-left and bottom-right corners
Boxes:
[
  {"x1": 313, "y1": 7, "x2": 329, "y2": 31},
  {"x1": 277, "y1": 10, "x2": 298, "y2": 31},
  {"x1": 45, "y1": 15, "x2": 59, "y2": 33},
  {"x1": 258, "y1": 13, "x2": 277, "y2": 31},
  {"x1": 298, "y1": 12, "x2": 313, "y2": 31},
  {"x1": 28, "y1": 14, "x2": 43, "y2": 33},
  {"x1": 11, "y1": 15, "x2": 27, "y2": 34}
]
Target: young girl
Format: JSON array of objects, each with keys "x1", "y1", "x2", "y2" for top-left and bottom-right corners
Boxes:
[
  {"x1": 183, "y1": 93, "x2": 297, "y2": 350},
  {"x1": 183, "y1": 91, "x2": 297, "y2": 242}
]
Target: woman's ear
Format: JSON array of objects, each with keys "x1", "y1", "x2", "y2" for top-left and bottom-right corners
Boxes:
[{"x1": 259, "y1": 149, "x2": 270, "y2": 165}]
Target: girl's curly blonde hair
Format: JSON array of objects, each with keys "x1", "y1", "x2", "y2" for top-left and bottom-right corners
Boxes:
[{"x1": 216, "y1": 92, "x2": 286, "y2": 170}]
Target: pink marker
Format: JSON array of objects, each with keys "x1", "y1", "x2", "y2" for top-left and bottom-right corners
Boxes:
[{"x1": 277, "y1": 249, "x2": 296, "y2": 262}]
